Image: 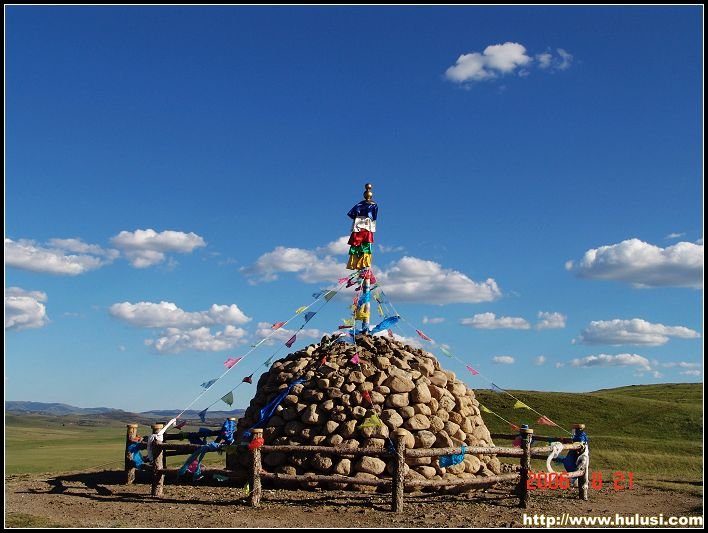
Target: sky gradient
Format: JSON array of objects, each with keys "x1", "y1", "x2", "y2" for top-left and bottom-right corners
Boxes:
[{"x1": 5, "y1": 6, "x2": 703, "y2": 413}]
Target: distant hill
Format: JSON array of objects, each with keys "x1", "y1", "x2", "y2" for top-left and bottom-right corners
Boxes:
[{"x1": 5, "y1": 401, "x2": 244, "y2": 422}]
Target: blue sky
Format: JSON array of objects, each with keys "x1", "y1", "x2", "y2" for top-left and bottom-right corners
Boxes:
[{"x1": 6, "y1": 6, "x2": 703, "y2": 413}]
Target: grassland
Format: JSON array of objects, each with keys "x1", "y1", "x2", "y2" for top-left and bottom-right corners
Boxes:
[{"x1": 5, "y1": 383, "x2": 703, "y2": 494}]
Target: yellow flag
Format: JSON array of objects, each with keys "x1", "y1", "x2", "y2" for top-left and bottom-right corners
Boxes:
[
  {"x1": 377, "y1": 304, "x2": 384, "y2": 317},
  {"x1": 513, "y1": 400, "x2": 531, "y2": 410},
  {"x1": 243, "y1": 482, "x2": 250, "y2": 496},
  {"x1": 294, "y1": 306, "x2": 307, "y2": 314},
  {"x1": 480, "y1": 404, "x2": 493, "y2": 414},
  {"x1": 359, "y1": 414, "x2": 383, "y2": 428},
  {"x1": 343, "y1": 318, "x2": 354, "y2": 327}
]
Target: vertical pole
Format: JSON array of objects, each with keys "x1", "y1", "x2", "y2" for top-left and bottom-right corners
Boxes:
[
  {"x1": 150, "y1": 423, "x2": 164, "y2": 498},
  {"x1": 249, "y1": 429, "x2": 263, "y2": 507},
  {"x1": 518, "y1": 426, "x2": 533, "y2": 508},
  {"x1": 576, "y1": 423, "x2": 589, "y2": 501},
  {"x1": 392, "y1": 429, "x2": 407, "y2": 512},
  {"x1": 361, "y1": 276, "x2": 371, "y2": 334},
  {"x1": 125, "y1": 423, "x2": 139, "y2": 485}
]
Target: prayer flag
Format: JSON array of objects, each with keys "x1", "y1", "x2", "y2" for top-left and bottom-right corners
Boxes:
[
  {"x1": 221, "y1": 391, "x2": 234, "y2": 407},
  {"x1": 198, "y1": 409, "x2": 208, "y2": 423},
  {"x1": 377, "y1": 304, "x2": 384, "y2": 317},
  {"x1": 490, "y1": 383, "x2": 504, "y2": 394},
  {"x1": 294, "y1": 306, "x2": 307, "y2": 314},
  {"x1": 537, "y1": 416, "x2": 557, "y2": 427},
  {"x1": 175, "y1": 419, "x2": 187, "y2": 430},
  {"x1": 480, "y1": 404, "x2": 493, "y2": 414},
  {"x1": 416, "y1": 329, "x2": 432, "y2": 342},
  {"x1": 359, "y1": 414, "x2": 383, "y2": 428},
  {"x1": 343, "y1": 318, "x2": 355, "y2": 326},
  {"x1": 200, "y1": 379, "x2": 218, "y2": 389},
  {"x1": 350, "y1": 353, "x2": 361, "y2": 365},
  {"x1": 243, "y1": 374, "x2": 253, "y2": 384},
  {"x1": 440, "y1": 346, "x2": 453, "y2": 357},
  {"x1": 271, "y1": 321, "x2": 286, "y2": 330},
  {"x1": 324, "y1": 290, "x2": 337, "y2": 301},
  {"x1": 466, "y1": 365, "x2": 479, "y2": 376},
  {"x1": 338, "y1": 277, "x2": 350, "y2": 284},
  {"x1": 370, "y1": 315, "x2": 400, "y2": 334},
  {"x1": 510, "y1": 424, "x2": 520, "y2": 431},
  {"x1": 285, "y1": 334, "x2": 296, "y2": 348},
  {"x1": 304, "y1": 311, "x2": 316, "y2": 323},
  {"x1": 513, "y1": 400, "x2": 531, "y2": 410},
  {"x1": 362, "y1": 390, "x2": 373, "y2": 405},
  {"x1": 224, "y1": 357, "x2": 242, "y2": 369}
]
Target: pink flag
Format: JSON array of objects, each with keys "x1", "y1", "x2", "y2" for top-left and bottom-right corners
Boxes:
[
  {"x1": 351, "y1": 353, "x2": 360, "y2": 365},
  {"x1": 416, "y1": 329, "x2": 432, "y2": 341},
  {"x1": 465, "y1": 365, "x2": 480, "y2": 376},
  {"x1": 537, "y1": 416, "x2": 557, "y2": 427},
  {"x1": 271, "y1": 321, "x2": 286, "y2": 330},
  {"x1": 352, "y1": 295, "x2": 359, "y2": 306},
  {"x1": 387, "y1": 329, "x2": 394, "y2": 338},
  {"x1": 224, "y1": 357, "x2": 242, "y2": 369},
  {"x1": 338, "y1": 276, "x2": 350, "y2": 284},
  {"x1": 285, "y1": 334, "x2": 296, "y2": 348}
]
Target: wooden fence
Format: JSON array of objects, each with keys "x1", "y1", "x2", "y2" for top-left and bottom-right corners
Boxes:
[{"x1": 126, "y1": 423, "x2": 589, "y2": 512}]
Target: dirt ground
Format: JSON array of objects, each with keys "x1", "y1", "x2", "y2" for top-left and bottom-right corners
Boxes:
[{"x1": 5, "y1": 469, "x2": 704, "y2": 528}]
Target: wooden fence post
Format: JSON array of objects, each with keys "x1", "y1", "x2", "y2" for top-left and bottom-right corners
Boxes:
[
  {"x1": 518, "y1": 426, "x2": 534, "y2": 508},
  {"x1": 249, "y1": 429, "x2": 264, "y2": 507},
  {"x1": 151, "y1": 423, "x2": 164, "y2": 498},
  {"x1": 125, "y1": 423, "x2": 139, "y2": 485},
  {"x1": 391, "y1": 428, "x2": 407, "y2": 513}
]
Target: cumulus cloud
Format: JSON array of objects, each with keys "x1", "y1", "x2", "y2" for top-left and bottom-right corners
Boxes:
[
  {"x1": 244, "y1": 241, "x2": 500, "y2": 305},
  {"x1": 570, "y1": 353, "x2": 652, "y2": 371},
  {"x1": 665, "y1": 232, "x2": 686, "y2": 240},
  {"x1": 536, "y1": 311, "x2": 567, "y2": 330},
  {"x1": 377, "y1": 257, "x2": 501, "y2": 304},
  {"x1": 242, "y1": 246, "x2": 349, "y2": 284},
  {"x1": 423, "y1": 316, "x2": 446, "y2": 325},
  {"x1": 373, "y1": 330, "x2": 423, "y2": 349},
  {"x1": 5, "y1": 237, "x2": 116, "y2": 275},
  {"x1": 318, "y1": 236, "x2": 350, "y2": 256},
  {"x1": 534, "y1": 355, "x2": 547, "y2": 366},
  {"x1": 566, "y1": 238, "x2": 703, "y2": 289},
  {"x1": 492, "y1": 355, "x2": 515, "y2": 365},
  {"x1": 446, "y1": 42, "x2": 574, "y2": 84},
  {"x1": 460, "y1": 312, "x2": 530, "y2": 330},
  {"x1": 146, "y1": 325, "x2": 248, "y2": 354},
  {"x1": 5, "y1": 287, "x2": 49, "y2": 331},
  {"x1": 110, "y1": 229, "x2": 206, "y2": 268},
  {"x1": 109, "y1": 301, "x2": 251, "y2": 328},
  {"x1": 576, "y1": 318, "x2": 700, "y2": 346}
]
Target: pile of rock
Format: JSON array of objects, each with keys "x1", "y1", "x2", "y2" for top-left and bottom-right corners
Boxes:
[{"x1": 230, "y1": 334, "x2": 501, "y2": 490}]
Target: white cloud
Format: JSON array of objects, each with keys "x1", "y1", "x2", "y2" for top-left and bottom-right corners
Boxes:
[
  {"x1": 576, "y1": 318, "x2": 700, "y2": 346},
  {"x1": 536, "y1": 311, "x2": 567, "y2": 330},
  {"x1": 373, "y1": 330, "x2": 423, "y2": 349},
  {"x1": 680, "y1": 370, "x2": 702, "y2": 376},
  {"x1": 445, "y1": 42, "x2": 532, "y2": 83},
  {"x1": 110, "y1": 229, "x2": 206, "y2": 268},
  {"x1": 378, "y1": 244, "x2": 405, "y2": 253},
  {"x1": 242, "y1": 245, "x2": 349, "y2": 284},
  {"x1": 536, "y1": 52, "x2": 552, "y2": 69},
  {"x1": 492, "y1": 355, "x2": 515, "y2": 365},
  {"x1": 566, "y1": 238, "x2": 703, "y2": 289},
  {"x1": 423, "y1": 316, "x2": 446, "y2": 325},
  {"x1": 5, "y1": 238, "x2": 116, "y2": 275},
  {"x1": 662, "y1": 361, "x2": 701, "y2": 369},
  {"x1": 460, "y1": 312, "x2": 529, "y2": 329},
  {"x1": 378, "y1": 257, "x2": 501, "y2": 304},
  {"x1": 254, "y1": 321, "x2": 322, "y2": 345},
  {"x1": 146, "y1": 325, "x2": 248, "y2": 354},
  {"x1": 5, "y1": 287, "x2": 49, "y2": 331},
  {"x1": 570, "y1": 353, "x2": 652, "y2": 371},
  {"x1": 665, "y1": 232, "x2": 686, "y2": 240},
  {"x1": 555, "y1": 362, "x2": 565, "y2": 368},
  {"x1": 109, "y1": 301, "x2": 251, "y2": 328},
  {"x1": 556, "y1": 48, "x2": 573, "y2": 70},
  {"x1": 318, "y1": 236, "x2": 350, "y2": 256},
  {"x1": 534, "y1": 355, "x2": 547, "y2": 366}
]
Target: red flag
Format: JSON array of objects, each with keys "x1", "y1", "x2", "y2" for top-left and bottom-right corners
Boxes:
[
  {"x1": 338, "y1": 276, "x2": 350, "y2": 284},
  {"x1": 465, "y1": 365, "x2": 480, "y2": 376},
  {"x1": 224, "y1": 357, "x2": 242, "y2": 369},
  {"x1": 361, "y1": 390, "x2": 373, "y2": 405},
  {"x1": 352, "y1": 295, "x2": 359, "y2": 306},
  {"x1": 387, "y1": 329, "x2": 394, "y2": 338},
  {"x1": 416, "y1": 329, "x2": 432, "y2": 341},
  {"x1": 537, "y1": 416, "x2": 557, "y2": 427},
  {"x1": 510, "y1": 423, "x2": 520, "y2": 431},
  {"x1": 285, "y1": 334, "x2": 296, "y2": 348},
  {"x1": 242, "y1": 374, "x2": 253, "y2": 384},
  {"x1": 271, "y1": 321, "x2": 286, "y2": 330},
  {"x1": 319, "y1": 355, "x2": 327, "y2": 365},
  {"x1": 338, "y1": 325, "x2": 353, "y2": 329}
]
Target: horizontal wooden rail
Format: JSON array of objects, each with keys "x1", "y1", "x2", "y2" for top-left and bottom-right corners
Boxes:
[{"x1": 405, "y1": 472, "x2": 520, "y2": 488}]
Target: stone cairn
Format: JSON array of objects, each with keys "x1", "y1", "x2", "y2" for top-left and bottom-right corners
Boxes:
[{"x1": 231, "y1": 333, "x2": 501, "y2": 491}]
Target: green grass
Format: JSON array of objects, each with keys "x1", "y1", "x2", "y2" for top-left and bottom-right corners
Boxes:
[
  {"x1": 5, "y1": 383, "x2": 703, "y2": 493},
  {"x1": 5, "y1": 512, "x2": 67, "y2": 528},
  {"x1": 476, "y1": 383, "x2": 703, "y2": 489}
]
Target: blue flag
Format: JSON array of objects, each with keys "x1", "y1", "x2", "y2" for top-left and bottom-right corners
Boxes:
[
  {"x1": 370, "y1": 315, "x2": 400, "y2": 334},
  {"x1": 200, "y1": 379, "x2": 218, "y2": 389},
  {"x1": 198, "y1": 408, "x2": 208, "y2": 422},
  {"x1": 304, "y1": 311, "x2": 316, "y2": 323}
]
